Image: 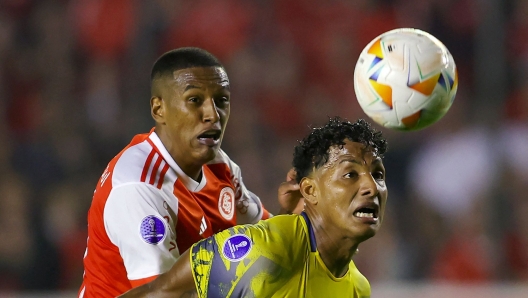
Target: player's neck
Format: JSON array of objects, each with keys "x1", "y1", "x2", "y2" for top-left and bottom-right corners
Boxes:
[
  {"x1": 305, "y1": 211, "x2": 359, "y2": 278},
  {"x1": 155, "y1": 127, "x2": 203, "y2": 181}
]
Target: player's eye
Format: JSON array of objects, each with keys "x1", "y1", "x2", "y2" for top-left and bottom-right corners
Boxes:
[
  {"x1": 188, "y1": 97, "x2": 200, "y2": 103},
  {"x1": 344, "y1": 171, "x2": 358, "y2": 179},
  {"x1": 372, "y1": 171, "x2": 385, "y2": 181},
  {"x1": 215, "y1": 96, "x2": 230, "y2": 107}
]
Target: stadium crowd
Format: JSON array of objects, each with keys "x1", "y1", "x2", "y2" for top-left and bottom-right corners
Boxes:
[{"x1": 0, "y1": 0, "x2": 527, "y2": 292}]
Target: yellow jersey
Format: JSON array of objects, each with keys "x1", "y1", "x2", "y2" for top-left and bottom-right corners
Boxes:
[{"x1": 190, "y1": 212, "x2": 371, "y2": 298}]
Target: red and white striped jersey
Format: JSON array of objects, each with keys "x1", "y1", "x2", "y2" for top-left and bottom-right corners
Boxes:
[{"x1": 78, "y1": 129, "x2": 270, "y2": 297}]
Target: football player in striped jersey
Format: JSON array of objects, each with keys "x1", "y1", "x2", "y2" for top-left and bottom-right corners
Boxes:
[
  {"x1": 119, "y1": 117, "x2": 388, "y2": 298},
  {"x1": 79, "y1": 48, "x2": 302, "y2": 297}
]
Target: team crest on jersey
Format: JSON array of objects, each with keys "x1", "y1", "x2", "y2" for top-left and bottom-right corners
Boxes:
[
  {"x1": 222, "y1": 234, "x2": 252, "y2": 262},
  {"x1": 139, "y1": 215, "x2": 166, "y2": 244},
  {"x1": 218, "y1": 187, "x2": 235, "y2": 220}
]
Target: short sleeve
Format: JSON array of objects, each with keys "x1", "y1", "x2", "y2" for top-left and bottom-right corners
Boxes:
[
  {"x1": 104, "y1": 183, "x2": 178, "y2": 280},
  {"x1": 190, "y1": 217, "x2": 305, "y2": 298}
]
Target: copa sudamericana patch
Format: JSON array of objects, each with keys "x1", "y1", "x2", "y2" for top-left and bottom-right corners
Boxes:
[
  {"x1": 139, "y1": 215, "x2": 166, "y2": 244},
  {"x1": 222, "y1": 234, "x2": 252, "y2": 262}
]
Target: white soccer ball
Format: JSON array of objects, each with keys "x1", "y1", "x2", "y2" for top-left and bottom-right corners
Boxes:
[{"x1": 354, "y1": 28, "x2": 458, "y2": 131}]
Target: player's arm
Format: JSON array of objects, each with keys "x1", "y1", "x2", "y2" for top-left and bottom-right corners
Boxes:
[
  {"x1": 118, "y1": 249, "x2": 196, "y2": 298},
  {"x1": 104, "y1": 184, "x2": 180, "y2": 287}
]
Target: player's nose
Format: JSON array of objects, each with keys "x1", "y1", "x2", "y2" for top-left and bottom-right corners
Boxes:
[
  {"x1": 359, "y1": 174, "x2": 377, "y2": 197},
  {"x1": 202, "y1": 97, "x2": 220, "y2": 123}
]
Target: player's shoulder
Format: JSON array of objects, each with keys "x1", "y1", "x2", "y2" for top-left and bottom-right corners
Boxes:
[
  {"x1": 348, "y1": 260, "x2": 371, "y2": 296},
  {"x1": 109, "y1": 130, "x2": 176, "y2": 189},
  {"x1": 248, "y1": 214, "x2": 309, "y2": 252},
  {"x1": 258, "y1": 213, "x2": 307, "y2": 236},
  {"x1": 111, "y1": 140, "x2": 153, "y2": 185},
  {"x1": 213, "y1": 214, "x2": 306, "y2": 246}
]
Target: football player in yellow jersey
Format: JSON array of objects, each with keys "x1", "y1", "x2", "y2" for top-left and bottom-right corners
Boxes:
[{"x1": 120, "y1": 117, "x2": 388, "y2": 298}]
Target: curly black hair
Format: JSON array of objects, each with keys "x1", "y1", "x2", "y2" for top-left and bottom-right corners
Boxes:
[{"x1": 292, "y1": 117, "x2": 388, "y2": 183}]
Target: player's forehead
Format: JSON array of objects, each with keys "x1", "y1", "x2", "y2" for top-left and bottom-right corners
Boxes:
[
  {"x1": 325, "y1": 140, "x2": 380, "y2": 167},
  {"x1": 171, "y1": 66, "x2": 230, "y2": 90}
]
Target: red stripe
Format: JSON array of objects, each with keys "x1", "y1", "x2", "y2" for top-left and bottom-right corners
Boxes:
[
  {"x1": 157, "y1": 163, "x2": 170, "y2": 189},
  {"x1": 141, "y1": 149, "x2": 156, "y2": 182},
  {"x1": 149, "y1": 155, "x2": 163, "y2": 185}
]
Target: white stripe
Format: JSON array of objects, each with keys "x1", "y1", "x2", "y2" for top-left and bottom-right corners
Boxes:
[
  {"x1": 154, "y1": 160, "x2": 166, "y2": 186},
  {"x1": 79, "y1": 286, "x2": 85, "y2": 298},
  {"x1": 145, "y1": 153, "x2": 159, "y2": 183}
]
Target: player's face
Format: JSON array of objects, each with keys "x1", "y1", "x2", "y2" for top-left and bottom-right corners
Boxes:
[
  {"x1": 314, "y1": 140, "x2": 387, "y2": 241},
  {"x1": 161, "y1": 66, "x2": 230, "y2": 168}
]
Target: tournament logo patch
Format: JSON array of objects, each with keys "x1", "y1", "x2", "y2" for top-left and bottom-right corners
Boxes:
[
  {"x1": 218, "y1": 187, "x2": 235, "y2": 220},
  {"x1": 222, "y1": 234, "x2": 252, "y2": 262},
  {"x1": 140, "y1": 215, "x2": 166, "y2": 244}
]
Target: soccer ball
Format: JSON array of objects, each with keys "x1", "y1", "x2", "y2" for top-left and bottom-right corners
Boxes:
[{"x1": 353, "y1": 28, "x2": 458, "y2": 131}]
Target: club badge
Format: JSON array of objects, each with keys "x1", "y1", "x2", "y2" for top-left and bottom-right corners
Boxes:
[{"x1": 218, "y1": 187, "x2": 235, "y2": 220}]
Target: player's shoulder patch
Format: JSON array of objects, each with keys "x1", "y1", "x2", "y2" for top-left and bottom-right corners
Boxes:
[
  {"x1": 139, "y1": 215, "x2": 166, "y2": 244},
  {"x1": 221, "y1": 234, "x2": 252, "y2": 262}
]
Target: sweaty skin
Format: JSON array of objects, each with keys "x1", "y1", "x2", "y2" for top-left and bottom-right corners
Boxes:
[
  {"x1": 323, "y1": 146, "x2": 345, "y2": 169},
  {"x1": 301, "y1": 140, "x2": 387, "y2": 278},
  {"x1": 173, "y1": 68, "x2": 230, "y2": 89},
  {"x1": 118, "y1": 140, "x2": 386, "y2": 297},
  {"x1": 151, "y1": 67, "x2": 231, "y2": 181}
]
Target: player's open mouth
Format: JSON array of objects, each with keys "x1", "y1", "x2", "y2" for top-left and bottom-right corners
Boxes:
[
  {"x1": 353, "y1": 203, "x2": 379, "y2": 223},
  {"x1": 197, "y1": 130, "x2": 221, "y2": 146}
]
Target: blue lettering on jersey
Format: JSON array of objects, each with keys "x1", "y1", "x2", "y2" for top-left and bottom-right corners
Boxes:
[
  {"x1": 140, "y1": 215, "x2": 166, "y2": 244},
  {"x1": 222, "y1": 234, "x2": 252, "y2": 261}
]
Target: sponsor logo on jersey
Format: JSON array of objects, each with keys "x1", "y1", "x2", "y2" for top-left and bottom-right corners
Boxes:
[
  {"x1": 218, "y1": 187, "x2": 235, "y2": 220},
  {"x1": 139, "y1": 215, "x2": 166, "y2": 244},
  {"x1": 222, "y1": 234, "x2": 252, "y2": 262}
]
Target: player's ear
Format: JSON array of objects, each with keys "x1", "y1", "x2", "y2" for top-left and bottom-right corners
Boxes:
[
  {"x1": 151, "y1": 96, "x2": 165, "y2": 124},
  {"x1": 299, "y1": 177, "x2": 318, "y2": 205}
]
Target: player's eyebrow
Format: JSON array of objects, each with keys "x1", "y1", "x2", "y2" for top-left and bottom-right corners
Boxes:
[
  {"x1": 184, "y1": 83, "x2": 230, "y2": 92},
  {"x1": 184, "y1": 84, "x2": 202, "y2": 91},
  {"x1": 372, "y1": 157, "x2": 382, "y2": 164},
  {"x1": 339, "y1": 157, "x2": 384, "y2": 167},
  {"x1": 339, "y1": 158, "x2": 363, "y2": 166},
  {"x1": 371, "y1": 158, "x2": 385, "y2": 171}
]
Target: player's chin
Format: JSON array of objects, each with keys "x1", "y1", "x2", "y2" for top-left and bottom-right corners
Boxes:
[
  {"x1": 194, "y1": 146, "x2": 218, "y2": 163},
  {"x1": 352, "y1": 224, "x2": 380, "y2": 242}
]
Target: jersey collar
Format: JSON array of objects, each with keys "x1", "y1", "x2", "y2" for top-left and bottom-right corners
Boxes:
[
  {"x1": 148, "y1": 130, "x2": 207, "y2": 192},
  {"x1": 301, "y1": 211, "x2": 317, "y2": 252}
]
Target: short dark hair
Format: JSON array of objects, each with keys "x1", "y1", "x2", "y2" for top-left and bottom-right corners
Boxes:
[
  {"x1": 150, "y1": 47, "x2": 224, "y2": 81},
  {"x1": 292, "y1": 117, "x2": 388, "y2": 183}
]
